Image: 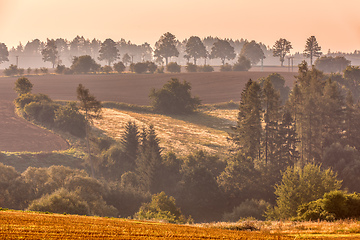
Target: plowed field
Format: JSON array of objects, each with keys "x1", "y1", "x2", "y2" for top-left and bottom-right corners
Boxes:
[{"x1": 0, "y1": 71, "x2": 296, "y2": 152}]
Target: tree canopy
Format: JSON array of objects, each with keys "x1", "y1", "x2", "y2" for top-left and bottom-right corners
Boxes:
[
  {"x1": 304, "y1": 36, "x2": 322, "y2": 66},
  {"x1": 98, "y1": 38, "x2": 119, "y2": 66},
  {"x1": 154, "y1": 32, "x2": 179, "y2": 65},
  {"x1": 240, "y1": 40, "x2": 265, "y2": 66},
  {"x1": 272, "y1": 38, "x2": 292, "y2": 66},
  {"x1": 185, "y1": 36, "x2": 207, "y2": 65},
  {"x1": 0, "y1": 43, "x2": 9, "y2": 64},
  {"x1": 210, "y1": 39, "x2": 236, "y2": 65}
]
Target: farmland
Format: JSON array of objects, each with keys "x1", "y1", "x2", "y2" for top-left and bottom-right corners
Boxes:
[{"x1": 1, "y1": 210, "x2": 360, "y2": 239}]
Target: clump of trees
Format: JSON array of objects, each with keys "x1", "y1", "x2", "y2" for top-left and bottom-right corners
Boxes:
[
  {"x1": 149, "y1": 78, "x2": 201, "y2": 114},
  {"x1": 314, "y1": 56, "x2": 350, "y2": 73}
]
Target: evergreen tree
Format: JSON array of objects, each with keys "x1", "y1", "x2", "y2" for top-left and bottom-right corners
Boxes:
[
  {"x1": 230, "y1": 79, "x2": 262, "y2": 162},
  {"x1": 120, "y1": 121, "x2": 139, "y2": 167},
  {"x1": 343, "y1": 91, "x2": 360, "y2": 150}
]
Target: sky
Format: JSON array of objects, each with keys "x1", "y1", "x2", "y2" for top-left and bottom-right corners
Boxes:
[{"x1": 1, "y1": 0, "x2": 360, "y2": 53}]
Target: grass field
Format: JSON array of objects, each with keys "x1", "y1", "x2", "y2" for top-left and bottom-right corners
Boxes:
[
  {"x1": 1, "y1": 210, "x2": 360, "y2": 239},
  {"x1": 93, "y1": 105, "x2": 238, "y2": 157}
]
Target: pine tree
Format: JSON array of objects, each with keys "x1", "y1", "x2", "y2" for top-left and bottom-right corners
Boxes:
[
  {"x1": 230, "y1": 79, "x2": 262, "y2": 162},
  {"x1": 119, "y1": 121, "x2": 139, "y2": 171}
]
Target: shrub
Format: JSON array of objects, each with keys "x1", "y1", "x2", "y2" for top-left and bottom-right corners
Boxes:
[
  {"x1": 4, "y1": 64, "x2": 22, "y2": 76},
  {"x1": 220, "y1": 63, "x2": 233, "y2": 72},
  {"x1": 40, "y1": 67, "x2": 48, "y2": 74},
  {"x1": 297, "y1": 191, "x2": 360, "y2": 221},
  {"x1": 24, "y1": 101, "x2": 59, "y2": 125},
  {"x1": 133, "y1": 62, "x2": 148, "y2": 74},
  {"x1": 186, "y1": 63, "x2": 197, "y2": 72},
  {"x1": 147, "y1": 61, "x2": 157, "y2": 73},
  {"x1": 113, "y1": 62, "x2": 126, "y2": 73},
  {"x1": 14, "y1": 77, "x2": 33, "y2": 95},
  {"x1": 102, "y1": 65, "x2": 112, "y2": 74},
  {"x1": 166, "y1": 62, "x2": 181, "y2": 73},
  {"x1": 233, "y1": 56, "x2": 251, "y2": 71},
  {"x1": 27, "y1": 188, "x2": 91, "y2": 215},
  {"x1": 134, "y1": 192, "x2": 191, "y2": 223},
  {"x1": 149, "y1": 78, "x2": 201, "y2": 114},
  {"x1": 71, "y1": 55, "x2": 100, "y2": 74},
  {"x1": 54, "y1": 103, "x2": 86, "y2": 137},
  {"x1": 55, "y1": 65, "x2": 66, "y2": 74},
  {"x1": 156, "y1": 66, "x2": 164, "y2": 73},
  {"x1": 15, "y1": 93, "x2": 52, "y2": 109},
  {"x1": 223, "y1": 199, "x2": 270, "y2": 221},
  {"x1": 198, "y1": 65, "x2": 214, "y2": 72}
]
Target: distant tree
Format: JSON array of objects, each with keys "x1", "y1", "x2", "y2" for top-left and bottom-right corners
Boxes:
[
  {"x1": 186, "y1": 63, "x2": 198, "y2": 72},
  {"x1": 71, "y1": 55, "x2": 100, "y2": 74},
  {"x1": 113, "y1": 62, "x2": 126, "y2": 73},
  {"x1": 154, "y1": 32, "x2": 179, "y2": 65},
  {"x1": 149, "y1": 78, "x2": 201, "y2": 114},
  {"x1": 0, "y1": 43, "x2": 9, "y2": 64},
  {"x1": 14, "y1": 77, "x2": 33, "y2": 95},
  {"x1": 133, "y1": 62, "x2": 148, "y2": 74},
  {"x1": 272, "y1": 38, "x2": 292, "y2": 67},
  {"x1": 77, "y1": 84, "x2": 102, "y2": 177},
  {"x1": 98, "y1": 38, "x2": 119, "y2": 66},
  {"x1": 102, "y1": 65, "x2": 112, "y2": 74},
  {"x1": 304, "y1": 36, "x2": 322, "y2": 66},
  {"x1": 122, "y1": 53, "x2": 132, "y2": 66},
  {"x1": 210, "y1": 39, "x2": 236, "y2": 65},
  {"x1": 314, "y1": 56, "x2": 350, "y2": 73},
  {"x1": 233, "y1": 55, "x2": 251, "y2": 71},
  {"x1": 240, "y1": 40, "x2": 265, "y2": 66},
  {"x1": 258, "y1": 73, "x2": 290, "y2": 104},
  {"x1": 185, "y1": 36, "x2": 207, "y2": 65},
  {"x1": 146, "y1": 61, "x2": 157, "y2": 73},
  {"x1": 41, "y1": 39, "x2": 58, "y2": 68},
  {"x1": 4, "y1": 64, "x2": 21, "y2": 76}
]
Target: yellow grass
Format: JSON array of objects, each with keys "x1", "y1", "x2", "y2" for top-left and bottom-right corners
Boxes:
[
  {"x1": 93, "y1": 108, "x2": 238, "y2": 157},
  {"x1": 0, "y1": 210, "x2": 293, "y2": 239}
]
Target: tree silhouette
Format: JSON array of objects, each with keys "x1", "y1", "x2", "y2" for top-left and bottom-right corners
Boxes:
[
  {"x1": 272, "y1": 38, "x2": 292, "y2": 67},
  {"x1": 210, "y1": 39, "x2": 236, "y2": 65},
  {"x1": 240, "y1": 40, "x2": 265, "y2": 66},
  {"x1": 41, "y1": 39, "x2": 58, "y2": 68},
  {"x1": 98, "y1": 38, "x2": 119, "y2": 66},
  {"x1": 0, "y1": 43, "x2": 9, "y2": 64},
  {"x1": 185, "y1": 36, "x2": 207, "y2": 65},
  {"x1": 154, "y1": 32, "x2": 179, "y2": 65},
  {"x1": 304, "y1": 36, "x2": 322, "y2": 66}
]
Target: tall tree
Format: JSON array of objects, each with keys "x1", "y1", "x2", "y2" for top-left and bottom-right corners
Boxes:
[
  {"x1": 210, "y1": 39, "x2": 236, "y2": 65},
  {"x1": 154, "y1": 32, "x2": 179, "y2": 65},
  {"x1": 240, "y1": 40, "x2": 265, "y2": 66},
  {"x1": 0, "y1": 43, "x2": 9, "y2": 64},
  {"x1": 98, "y1": 38, "x2": 119, "y2": 66},
  {"x1": 77, "y1": 84, "x2": 102, "y2": 178},
  {"x1": 41, "y1": 39, "x2": 58, "y2": 68},
  {"x1": 272, "y1": 38, "x2": 292, "y2": 67},
  {"x1": 230, "y1": 79, "x2": 262, "y2": 161},
  {"x1": 304, "y1": 36, "x2": 322, "y2": 66},
  {"x1": 185, "y1": 36, "x2": 207, "y2": 65},
  {"x1": 122, "y1": 53, "x2": 132, "y2": 66}
]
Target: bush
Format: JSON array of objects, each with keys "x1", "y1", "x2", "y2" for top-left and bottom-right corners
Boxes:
[
  {"x1": 166, "y1": 62, "x2": 181, "y2": 73},
  {"x1": 113, "y1": 62, "x2": 126, "y2": 73},
  {"x1": 15, "y1": 93, "x2": 52, "y2": 109},
  {"x1": 71, "y1": 55, "x2": 100, "y2": 74},
  {"x1": 24, "y1": 101, "x2": 59, "y2": 125},
  {"x1": 223, "y1": 199, "x2": 270, "y2": 221},
  {"x1": 54, "y1": 103, "x2": 86, "y2": 137},
  {"x1": 134, "y1": 192, "x2": 191, "y2": 223},
  {"x1": 102, "y1": 65, "x2": 112, "y2": 74},
  {"x1": 14, "y1": 77, "x2": 33, "y2": 95},
  {"x1": 233, "y1": 56, "x2": 251, "y2": 71},
  {"x1": 186, "y1": 63, "x2": 197, "y2": 72},
  {"x1": 133, "y1": 62, "x2": 148, "y2": 74},
  {"x1": 147, "y1": 62, "x2": 157, "y2": 73},
  {"x1": 297, "y1": 191, "x2": 360, "y2": 221},
  {"x1": 156, "y1": 66, "x2": 164, "y2": 73},
  {"x1": 4, "y1": 64, "x2": 23, "y2": 76},
  {"x1": 198, "y1": 65, "x2": 214, "y2": 72},
  {"x1": 149, "y1": 78, "x2": 201, "y2": 114},
  {"x1": 27, "y1": 188, "x2": 91, "y2": 215},
  {"x1": 55, "y1": 65, "x2": 66, "y2": 74},
  {"x1": 40, "y1": 67, "x2": 48, "y2": 74},
  {"x1": 220, "y1": 63, "x2": 233, "y2": 72}
]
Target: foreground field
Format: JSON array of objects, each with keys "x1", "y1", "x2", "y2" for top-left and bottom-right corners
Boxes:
[
  {"x1": 1, "y1": 210, "x2": 360, "y2": 239},
  {"x1": 93, "y1": 105, "x2": 238, "y2": 156}
]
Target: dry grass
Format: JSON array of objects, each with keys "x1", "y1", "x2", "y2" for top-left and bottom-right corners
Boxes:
[
  {"x1": 93, "y1": 107, "x2": 238, "y2": 156},
  {"x1": 0, "y1": 210, "x2": 293, "y2": 239}
]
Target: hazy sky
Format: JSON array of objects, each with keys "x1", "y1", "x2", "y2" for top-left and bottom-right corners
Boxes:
[{"x1": 1, "y1": 0, "x2": 360, "y2": 53}]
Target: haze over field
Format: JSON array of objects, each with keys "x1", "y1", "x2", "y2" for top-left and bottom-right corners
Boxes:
[{"x1": 1, "y1": 0, "x2": 360, "y2": 53}]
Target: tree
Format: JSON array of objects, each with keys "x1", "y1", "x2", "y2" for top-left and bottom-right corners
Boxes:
[
  {"x1": 185, "y1": 36, "x2": 207, "y2": 65},
  {"x1": 258, "y1": 73, "x2": 290, "y2": 104},
  {"x1": 154, "y1": 32, "x2": 179, "y2": 65},
  {"x1": 71, "y1": 55, "x2": 100, "y2": 74},
  {"x1": 230, "y1": 79, "x2": 262, "y2": 161},
  {"x1": 149, "y1": 78, "x2": 201, "y2": 114},
  {"x1": 267, "y1": 163, "x2": 341, "y2": 219},
  {"x1": 272, "y1": 38, "x2": 292, "y2": 67},
  {"x1": 314, "y1": 56, "x2": 350, "y2": 73},
  {"x1": 240, "y1": 40, "x2": 265, "y2": 66},
  {"x1": 210, "y1": 39, "x2": 236, "y2": 65},
  {"x1": 122, "y1": 53, "x2": 132, "y2": 66},
  {"x1": 41, "y1": 38, "x2": 58, "y2": 68},
  {"x1": 304, "y1": 36, "x2": 322, "y2": 66},
  {"x1": 77, "y1": 84, "x2": 102, "y2": 177},
  {"x1": 14, "y1": 77, "x2": 33, "y2": 95},
  {"x1": 0, "y1": 43, "x2": 9, "y2": 64},
  {"x1": 166, "y1": 62, "x2": 181, "y2": 73},
  {"x1": 98, "y1": 38, "x2": 119, "y2": 66}
]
